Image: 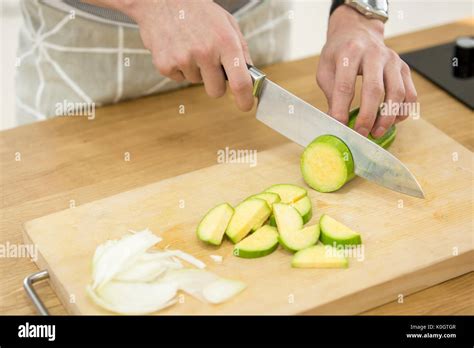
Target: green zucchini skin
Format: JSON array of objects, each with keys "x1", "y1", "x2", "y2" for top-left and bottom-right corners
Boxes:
[
  {"x1": 319, "y1": 214, "x2": 362, "y2": 247},
  {"x1": 348, "y1": 107, "x2": 397, "y2": 149},
  {"x1": 300, "y1": 135, "x2": 355, "y2": 193},
  {"x1": 234, "y1": 242, "x2": 278, "y2": 259}
]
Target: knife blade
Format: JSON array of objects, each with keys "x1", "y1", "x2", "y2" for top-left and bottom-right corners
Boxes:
[{"x1": 248, "y1": 68, "x2": 424, "y2": 199}]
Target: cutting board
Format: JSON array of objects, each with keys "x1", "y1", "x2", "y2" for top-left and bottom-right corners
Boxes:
[{"x1": 23, "y1": 117, "x2": 473, "y2": 315}]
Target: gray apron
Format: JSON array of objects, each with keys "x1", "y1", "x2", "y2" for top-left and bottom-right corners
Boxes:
[{"x1": 15, "y1": 0, "x2": 291, "y2": 124}]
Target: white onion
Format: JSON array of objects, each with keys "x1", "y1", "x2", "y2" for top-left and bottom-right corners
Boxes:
[
  {"x1": 209, "y1": 255, "x2": 223, "y2": 263},
  {"x1": 87, "y1": 281, "x2": 177, "y2": 314},
  {"x1": 161, "y1": 269, "x2": 219, "y2": 302},
  {"x1": 87, "y1": 229, "x2": 245, "y2": 314},
  {"x1": 202, "y1": 279, "x2": 246, "y2": 304},
  {"x1": 92, "y1": 229, "x2": 161, "y2": 289}
]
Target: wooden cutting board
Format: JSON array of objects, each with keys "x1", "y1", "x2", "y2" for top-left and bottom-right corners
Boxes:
[{"x1": 23, "y1": 117, "x2": 473, "y2": 315}]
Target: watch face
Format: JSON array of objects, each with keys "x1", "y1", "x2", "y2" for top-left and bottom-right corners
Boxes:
[
  {"x1": 352, "y1": 0, "x2": 389, "y2": 22},
  {"x1": 365, "y1": 0, "x2": 388, "y2": 12},
  {"x1": 354, "y1": 0, "x2": 388, "y2": 12}
]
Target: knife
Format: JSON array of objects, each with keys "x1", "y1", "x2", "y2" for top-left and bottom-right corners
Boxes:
[{"x1": 246, "y1": 65, "x2": 425, "y2": 198}]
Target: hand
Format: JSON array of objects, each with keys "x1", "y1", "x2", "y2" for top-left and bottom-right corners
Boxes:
[
  {"x1": 122, "y1": 0, "x2": 254, "y2": 111},
  {"x1": 316, "y1": 5, "x2": 417, "y2": 138}
]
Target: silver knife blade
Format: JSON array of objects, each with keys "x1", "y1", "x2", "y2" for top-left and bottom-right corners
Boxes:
[{"x1": 256, "y1": 79, "x2": 425, "y2": 198}]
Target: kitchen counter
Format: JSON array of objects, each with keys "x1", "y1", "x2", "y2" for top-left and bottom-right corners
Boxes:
[{"x1": 0, "y1": 19, "x2": 472, "y2": 315}]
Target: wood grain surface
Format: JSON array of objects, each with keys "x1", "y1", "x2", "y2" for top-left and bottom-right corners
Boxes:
[
  {"x1": 23, "y1": 115, "x2": 473, "y2": 314},
  {"x1": 1, "y1": 19, "x2": 473, "y2": 315}
]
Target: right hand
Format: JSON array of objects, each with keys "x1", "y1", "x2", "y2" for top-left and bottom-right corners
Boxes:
[{"x1": 124, "y1": 0, "x2": 254, "y2": 111}]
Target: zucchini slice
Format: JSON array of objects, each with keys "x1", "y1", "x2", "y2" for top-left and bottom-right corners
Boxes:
[
  {"x1": 291, "y1": 244, "x2": 348, "y2": 268},
  {"x1": 278, "y1": 224, "x2": 320, "y2": 253},
  {"x1": 269, "y1": 196, "x2": 312, "y2": 226},
  {"x1": 264, "y1": 184, "x2": 307, "y2": 203},
  {"x1": 225, "y1": 198, "x2": 271, "y2": 244},
  {"x1": 197, "y1": 203, "x2": 234, "y2": 246},
  {"x1": 319, "y1": 214, "x2": 362, "y2": 247},
  {"x1": 245, "y1": 192, "x2": 281, "y2": 231},
  {"x1": 245, "y1": 192, "x2": 281, "y2": 207},
  {"x1": 348, "y1": 107, "x2": 397, "y2": 149},
  {"x1": 300, "y1": 135, "x2": 354, "y2": 193},
  {"x1": 233, "y1": 225, "x2": 279, "y2": 258},
  {"x1": 273, "y1": 203, "x2": 303, "y2": 234},
  {"x1": 291, "y1": 196, "x2": 312, "y2": 224}
]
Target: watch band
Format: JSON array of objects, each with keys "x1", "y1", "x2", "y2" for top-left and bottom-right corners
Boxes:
[
  {"x1": 330, "y1": 0, "x2": 389, "y2": 23},
  {"x1": 330, "y1": 0, "x2": 345, "y2": 15}
]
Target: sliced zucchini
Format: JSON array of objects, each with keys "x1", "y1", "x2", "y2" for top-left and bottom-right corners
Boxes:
[
  {"x1": 225, "y1": 198, "x2": 271, "y2": 244},
  {"x1": 245, "y1": 192, "x2": 281, "y2": 207},
  {"x1": 245, "y1": 192, "x2": 281, "y2": 231},
  {"x1": 319, "y1": 214, "x2": 362, "y2": 247},
  {"x1": 268, "y1": 215, "x2": 277, "y2": 227},
  {"x1": 291, "y1": 196, "x2": 312, "y2": 224},
  {"x1": 348, "y1": 107, "x2": 397, "y2": 149},
  {"x1": 291, "y1": 244, "x2": 348, "y2": 268},
  {"x1": 264, "y1": 184, "x2": 307, "y2": 203},
  {"x1": 197, "y1": 203, "x2": 234, "y2": 245},
  {"x1": 273, "y1": 203, "x2": 303, "y2": 234},
  {"x1": 300, "y1": 135, "x2": 354, "y2": 193},
  {"x1": 233, "y1": 225, "x2": 279, "y2": 258},
  {"x1": 278, "y1": 224, "x2": 320, "y2": 253},
  {"x1": 268, "y1": 198, "x2": 312, "y2": 226}
]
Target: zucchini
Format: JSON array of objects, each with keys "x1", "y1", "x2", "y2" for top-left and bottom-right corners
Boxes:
[
  {"x1": 291, "y1": 244, "x2": 348, "y2": 268},
  {"x1": 245, "y1": 192, "x2": 281, "y2": 231},
  {"x1": 264, "y1": 184, "x2": 307, "y2": 203},
  {"x1": 197, "y1": 203, "x2": 234, "y2": 246},
  {"x1": 273, "y1": 203, "x2": 303, "y2": 234},
  {"x1": 269, "y1": 196, "x2": 312, "y2": 226},
  {"x1": 233, "y1": 225, "x2": 279, "y2": 258},
  {"x1": 291, "y1": 196, "x2": 312, "y2": 224},
  {"x1": 245, "y1": 192, "x2": 281, "y2": 207},
  {"x1": 319, "y1": 214, "x2": 362, "y2": 247},
  {"x1": 348, "y1": 107, "x2": 397, "y2": 149},
  {"x1": 278, "y1": 224, "x2": 320, "y2": 253},
  {"x1": 225, "y1": 198, "x2": 271, "y2": 243},
  {"x1": 300, "y1": 135, "x2": 354, "y2": 193}
]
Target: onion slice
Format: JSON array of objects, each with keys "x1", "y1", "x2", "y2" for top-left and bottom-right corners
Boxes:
[
  {"x1": 202, "y1": 279, "x2": 246, "y2": 304},
  {"x1": 87, "y1": 281, "x2": 177, "y2": 315},
  {"x1": 161, "y1": 269, "x2": 218, "y2": 302},
  {"x1": 92, "y1": 229, "x2": 160, "y2": 289}
]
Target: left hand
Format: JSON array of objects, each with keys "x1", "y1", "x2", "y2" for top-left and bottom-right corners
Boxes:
[{"x1": 316, "y1": 5, "x2": 417, "y2": 138}]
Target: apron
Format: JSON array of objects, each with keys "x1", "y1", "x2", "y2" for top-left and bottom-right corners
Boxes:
[{"x1": 15, "y1": 0, "x2": 291, "y2": 124}]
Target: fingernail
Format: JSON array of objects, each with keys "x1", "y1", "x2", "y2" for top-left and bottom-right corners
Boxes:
[
  {"x1": 373, "y1": 127, "x2": 386, "y2": 138},
  {"x1": 356, "y1": 127, "x2": 369, "y2": 137}
]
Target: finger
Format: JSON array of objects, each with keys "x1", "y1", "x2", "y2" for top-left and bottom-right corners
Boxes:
[
  {"x1": 356, "y1": 58, "x2": 385, "y2": 137},
  {"x1": 395, "y1": 62, "x2": 417, "y2": 124},
  {"x1": 316, "y1": 53, "x2": 335, "y2": 111},
  {"x1": 200, "y1": 63, "x2": 227, "y2": 98},
  {"x1": 176, "y1": 52, "x2": 202, "y2": 84},
  {"x1": 330, "y1": 52, "x2": 361, "y2": 124},
  {"x1": 226, "y1": 14, "x2": 253, "y2": 65},
  {"x1": 221, "y1": 33, "x2": 254, "y2": 111},
  {"x1": 168, "y1": 70, "x2": 185, "y2": 82},
  {"x1": 373, "y1": 64, "x2": 405, "y2": 137}
]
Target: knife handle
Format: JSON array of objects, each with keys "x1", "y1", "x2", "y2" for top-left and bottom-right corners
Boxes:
[{"x1": 222, "y1": 63, "x2": 266, "y2": 97}]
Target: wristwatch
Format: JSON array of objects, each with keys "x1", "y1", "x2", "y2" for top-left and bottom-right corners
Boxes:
[{"x1": 330, "y1": 0, "x2": 389, "y2": 23}]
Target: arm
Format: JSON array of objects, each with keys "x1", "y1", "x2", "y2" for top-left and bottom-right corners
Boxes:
[
  {"x1": 317, "y1": 2, "x2": 417, "y2": 138},
  {"x1": 82, "y1": 0, "x2": 254, "y2": 111}
]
